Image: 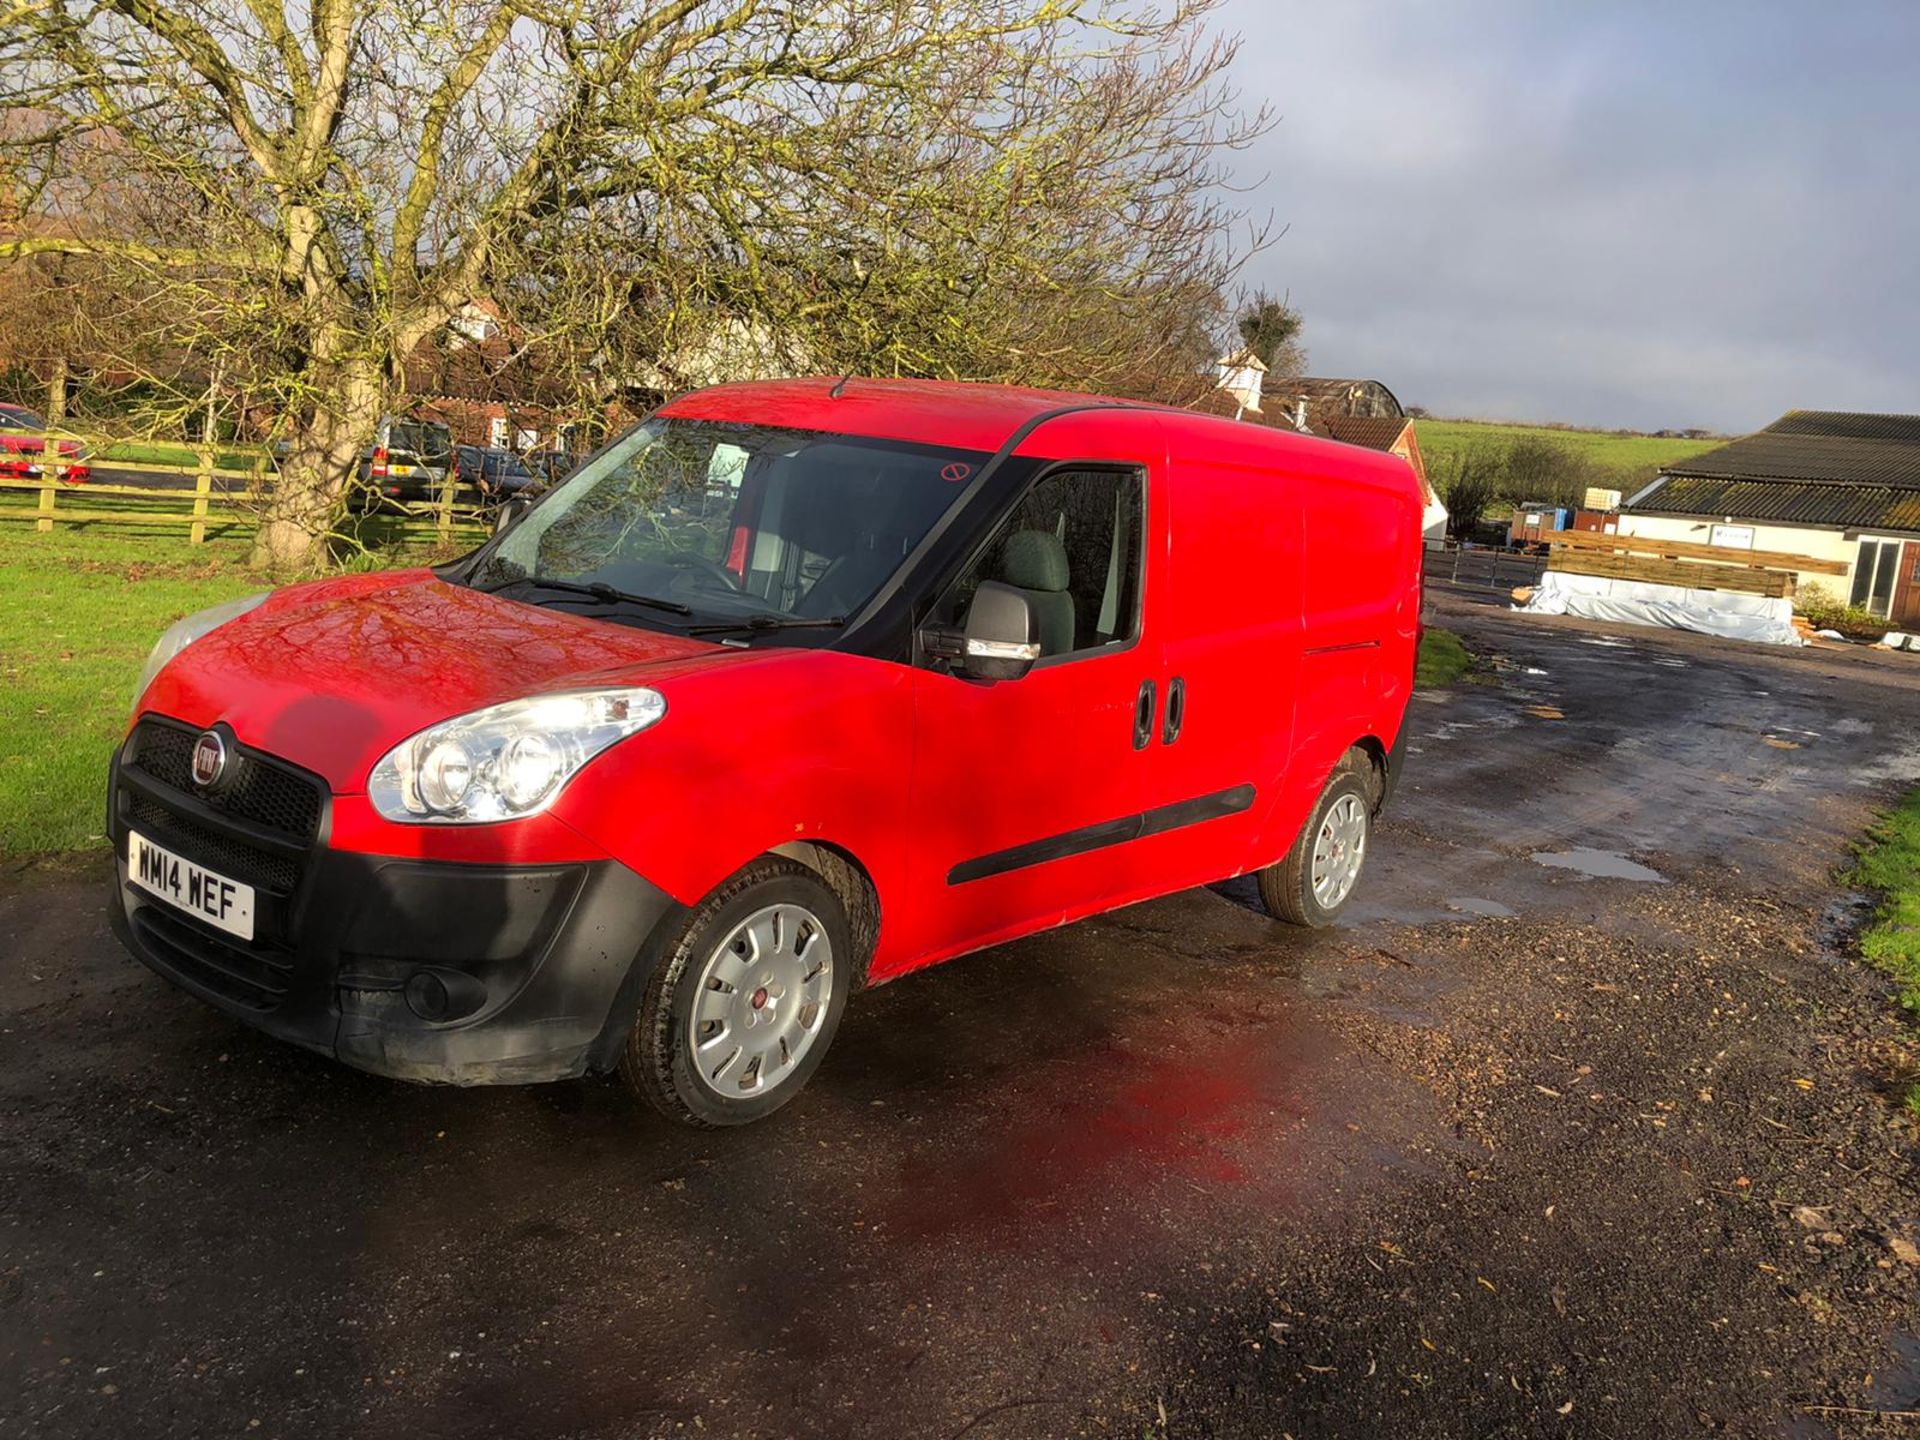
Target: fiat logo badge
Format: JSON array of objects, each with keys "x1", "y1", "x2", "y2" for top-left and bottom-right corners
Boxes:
[{"x1": 190, "y1": 730, "x2": 228, "y2": 789}]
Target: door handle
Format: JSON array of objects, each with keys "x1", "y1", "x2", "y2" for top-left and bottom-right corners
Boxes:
[
  {"x1": 1162, "y1": 676, "x2": 1185, "y2": 744},
  {"x1": 1134, "y1": 679, "x2": 1157, "y2": 751}
]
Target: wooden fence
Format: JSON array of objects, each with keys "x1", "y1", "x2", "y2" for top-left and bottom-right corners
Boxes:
[{"x1": 1, "y1": 446, "x2": 491, "y2": 545}]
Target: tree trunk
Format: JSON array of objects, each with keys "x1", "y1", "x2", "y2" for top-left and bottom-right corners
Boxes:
[
  {"x1": 45, "y1": 355, "x2": 68, "y2": 428},
  {"x1": 247, "y1": 359, "x2": 383, "y2": 574}
]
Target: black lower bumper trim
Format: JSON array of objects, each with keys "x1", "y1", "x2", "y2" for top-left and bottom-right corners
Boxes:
[{"x1": 110, "y1": 757, "x2": 677, "y2": 1085}]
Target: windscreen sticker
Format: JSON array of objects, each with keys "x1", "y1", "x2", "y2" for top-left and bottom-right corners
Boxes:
[{"x1": 940, "y1": 461, "x2": 974, "y2": 483}]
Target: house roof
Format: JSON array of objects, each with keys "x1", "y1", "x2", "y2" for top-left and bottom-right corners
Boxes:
[
  {"x1": 1627, "y1": 476, "x2": 1920, "y2": 533},
  {"x1": 1658, "y1": 410, "x2": 1920, "y2": 487},
  {"x1": 1316, "y1": 415, "x2": 1410, "y2": 452}
]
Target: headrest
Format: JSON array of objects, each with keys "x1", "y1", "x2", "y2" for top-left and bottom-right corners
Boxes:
[{"x1": 999, "y1": 530, "x2": 1070, "y2": 592}]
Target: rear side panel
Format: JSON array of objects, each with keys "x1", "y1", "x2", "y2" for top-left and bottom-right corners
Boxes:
[{"x1": 1252, "y1": 443, "x2": 1423, "y2": 863}]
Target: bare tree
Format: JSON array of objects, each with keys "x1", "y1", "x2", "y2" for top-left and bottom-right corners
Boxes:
[{"x1": 3, "y1": 0, "x2": 1265, "y2": 571}]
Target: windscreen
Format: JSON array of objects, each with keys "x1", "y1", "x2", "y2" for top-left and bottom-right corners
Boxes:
[
  {"x1": 389, "y1": 421, "x2": 451, "y2": 459},
  {"x1": 472, "y1": 418, "x2": 986, "y2": 625}
]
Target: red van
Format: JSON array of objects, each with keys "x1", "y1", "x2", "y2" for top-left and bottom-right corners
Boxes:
[{"x1": 109, "y1": 380, "x2": 1424, "y2": 1126}]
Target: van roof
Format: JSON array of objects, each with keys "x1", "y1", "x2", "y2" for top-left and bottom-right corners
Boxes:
[
  {"x1": 659, "y1": 377, "x2": 1176, "y2": 453},
  {"x1": 659, "y1": 377, "x2": 1420, "y2": 488}
]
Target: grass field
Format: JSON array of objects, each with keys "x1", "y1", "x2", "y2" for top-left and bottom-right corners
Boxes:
[
  {"x1": 1414, "y1": 627, "x2": 1470, "y2": 688},
  {"x1": 1850, "y1": 790, "x2": 1920, "y2": 1115},
  {"x1": 95, "y1": 440, "x2": 266, "y2": 472},
  {"x1": 0, "y1": 529, "x2": 263, "y2": 854},
  {"x1": 0, "y1": 525, "x2": 1479, "y2": 857},
  {"x1": 1415, "y1": 419, "x2": 1723, "y2": 488}
]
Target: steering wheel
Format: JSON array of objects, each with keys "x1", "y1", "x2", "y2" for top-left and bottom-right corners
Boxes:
[{"x1": 662, "y1": 551, "x2": 745, "y2": 591}]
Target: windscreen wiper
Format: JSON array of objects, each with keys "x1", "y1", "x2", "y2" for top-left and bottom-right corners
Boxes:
[
  {"x1": 481, "y1": 574, "x2": 693, "y2": 616},
  {"x1": 686, "y1": 614, "x2": 846, "y2": 636}
]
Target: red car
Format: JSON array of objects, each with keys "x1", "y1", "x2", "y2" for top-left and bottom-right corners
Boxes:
[
  {"x1": 108, "y1": 379, "x2": 1424, "y2": 1126},
  {"x1": 0, "y1": 404, "x2": 90, "y2": 482}
]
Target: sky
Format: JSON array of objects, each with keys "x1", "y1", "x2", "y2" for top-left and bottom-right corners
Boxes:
[{"x1": 1221, "y1": 0, "x2": 1920, "y2": 433}]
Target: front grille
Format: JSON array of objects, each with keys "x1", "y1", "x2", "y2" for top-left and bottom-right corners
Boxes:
[
  {"x1": 125, "y1": 793, "x2": 301, "y2": 894},
  {"x1": 130, "y1": 906, "x2": 294, "y2": 1013},
  {"x1": 129, "y1": 719, "x2": 324, "y2": 842}
]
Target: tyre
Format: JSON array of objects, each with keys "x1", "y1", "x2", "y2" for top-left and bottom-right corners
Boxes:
[
  {"x1": 619, "y1": 857, "x2": 851, "y2": 1127},
  {"x1": 1256, "y1": 757, "x2": 1374, "y2": 928}
]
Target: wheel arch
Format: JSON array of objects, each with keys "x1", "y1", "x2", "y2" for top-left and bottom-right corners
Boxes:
[
  {"x1": 768, "y1": 840, "x2": 882, "y2": 989},
  {"x1": 1350, "y1": 734, "x2": 1389, "y2": 811}
]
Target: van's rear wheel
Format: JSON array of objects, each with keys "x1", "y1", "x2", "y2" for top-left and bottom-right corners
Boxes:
[
  {"x1": 1257, "y1": 761, "x2": 1374, "y2": 928},
  {"x1": 619, "y1": 858, "x2": 851, "y2": 1127}
]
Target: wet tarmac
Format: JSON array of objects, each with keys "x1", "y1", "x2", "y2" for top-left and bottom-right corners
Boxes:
[{"x1": 3, "y1": 590, "x2": 1920, "y2": 1438}]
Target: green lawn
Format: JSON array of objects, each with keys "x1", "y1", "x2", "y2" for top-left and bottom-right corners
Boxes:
[
  {"x1": 1849, "y1": 790, "x2": 1920, "y2": 1116},
  {"x1": 0, "y1": 530, "x2": 265, "y2": 854},
  {"x1": 1415, "y1": 627, "x2": 1470, "y2": 688},
  {"x1": 95, "y1": 440, "x2": 268, "y2": 473},
  {"x1": 1415, "y1": 419, "x2": 1722, "y2": 488}
]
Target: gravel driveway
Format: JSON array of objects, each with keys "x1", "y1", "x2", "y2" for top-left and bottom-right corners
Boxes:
[{"x1": 4, "y1": 591, "x2": 1918, "y2": 1439}]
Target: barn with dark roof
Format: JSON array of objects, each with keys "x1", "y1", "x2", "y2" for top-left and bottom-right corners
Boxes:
[{"x1": 1621, "y1": 411, "x2": 1920, "y2": 622}]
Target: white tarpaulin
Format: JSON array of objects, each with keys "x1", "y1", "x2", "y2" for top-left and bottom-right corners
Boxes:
[{"x1": 1518, "y1": 569, "x2": 1806, "y2": 646}]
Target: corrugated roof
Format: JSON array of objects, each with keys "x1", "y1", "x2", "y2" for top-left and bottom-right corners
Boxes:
[
  {"x1": 1317, "y1": 415, "x2": 1409, "y2": 452},
  {"x1": 1661, "y1": 409, "x2": 1920, "y2": 487},
  {"x1": 1628, "y1": 475, "x2": 1920, "y2": 533}
]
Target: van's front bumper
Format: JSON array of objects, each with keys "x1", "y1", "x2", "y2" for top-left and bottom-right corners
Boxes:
[{"x1": 107, "y1": 748, "x2": 679, "y2": 1085}]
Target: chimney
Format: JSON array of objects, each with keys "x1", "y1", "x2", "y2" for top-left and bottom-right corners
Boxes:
[
  {"x1": 1292, "y1": 397, "x2": 1309, "y2": 432},
  {"x1": 1214, "y1": 351, "x2": 1266, "y2": 417}
]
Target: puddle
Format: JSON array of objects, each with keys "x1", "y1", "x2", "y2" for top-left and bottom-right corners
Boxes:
[
  {"x1": 1849, "y1": 739, "x2": 1920, "y2": 786},
  {"x1": 1835, "y1": 718, "x2": 1874, "y2": 736},
  {"x1": 1522, "y1": 667, "x2": 1549, "y2": 676},
  {"x1": 1653, "y1": 658, "x2": 1688, "y2": 668},
  {"x1": 1445, "y1": 897, "x2": 1516, "y2": 918},
  {"x1": 1866, "y1": 1332, "x2": 1920, "y2": 1411},
  {"x1": 1579, "y1": 637, "x2": 1631, "y2": 649},
  {"x1": 1817, "y1": 890, "x2": 1876, "y2": 958},
  {"x1": 1529, "y1": 848, "x2": 1668, "y2": 883}
]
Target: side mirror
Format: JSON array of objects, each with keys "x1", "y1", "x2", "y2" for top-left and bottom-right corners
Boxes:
[
  {"x1": 494, "y1": 496, "x2": 533, "y2": 533},
  {"x1": 958, "y1": 580, "x2": 1041, "y2": 681}
]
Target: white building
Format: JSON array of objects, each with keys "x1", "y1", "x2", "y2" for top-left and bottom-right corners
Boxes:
[{"x1": 1621, "y1": 411, "x2": 1920, "y2": 621}]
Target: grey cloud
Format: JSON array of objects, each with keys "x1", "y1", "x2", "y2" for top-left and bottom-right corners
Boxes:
[{"x1": 1219, "y1": 0, "x2": 1920, "y2": 430}]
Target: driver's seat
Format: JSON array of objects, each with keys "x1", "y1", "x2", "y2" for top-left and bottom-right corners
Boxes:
[{"x1": 995, "y1": 531, "x2": 1075, "y2": 656}]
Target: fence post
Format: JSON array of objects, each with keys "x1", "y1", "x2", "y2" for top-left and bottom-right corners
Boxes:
[
  {"x1": 35, "y1": 474, "x2": 55, "y2": 533},
  {"x1": 190, "y1": 447, "x2": 213, "y2": 545},
  {"x1": 248, "y1": 453, "x2": 265, "y2": 499},
  {"x1": 435, "y1": 469, "x2": 456, "y2": 544}
]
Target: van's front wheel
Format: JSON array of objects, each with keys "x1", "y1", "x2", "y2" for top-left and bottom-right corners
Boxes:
[
  {"x1": 620, "y1": 858, "x2": 851, "y2": 1127},
  {"x1": 1257, "y1": 762, "x2": 1374, "y2": 927}
]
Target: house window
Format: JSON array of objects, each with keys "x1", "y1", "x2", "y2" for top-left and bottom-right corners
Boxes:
[
  {"x1": 1851, "y1": 539, "x2": 1902, "y2": 616},
  {"x1": 487, "y1": 416, "x2": 509, "y2": 448}
]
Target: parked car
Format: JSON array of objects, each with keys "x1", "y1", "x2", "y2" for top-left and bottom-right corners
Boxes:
[
  {"x1": 108, "y1": 379, "x2": 1423, "y2": 1127},
  {"x1": 356, "y1": 416, "x2": 454, "y2": 508},
  {"x1": 456, "y1": 444, "x2": 541, "y2": 502},
  {"x1": 523, "y1": 449, "x2": 578, "y2": 486},
  {"x1": 0, "y1": 404, "x2": 90, "y2": 482}
]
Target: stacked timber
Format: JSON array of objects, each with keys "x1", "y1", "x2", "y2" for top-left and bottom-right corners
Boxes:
[{"x1": 1543, "y1": 530, "x2": 1846, "y2": 601}]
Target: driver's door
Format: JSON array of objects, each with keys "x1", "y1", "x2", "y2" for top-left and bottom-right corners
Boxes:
[{"x1": 892, "y1": 435, "x2": 1166, "y2": 976}]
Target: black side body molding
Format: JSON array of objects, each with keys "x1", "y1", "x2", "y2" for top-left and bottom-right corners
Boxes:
[{"x1": 947, "y1": 783, "x2": 1256, "y2": 885}]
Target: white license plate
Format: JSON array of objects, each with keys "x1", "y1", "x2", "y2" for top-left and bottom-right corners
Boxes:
[{"x1": 128, "y1": 830, "x2": 256, "y2": 941}]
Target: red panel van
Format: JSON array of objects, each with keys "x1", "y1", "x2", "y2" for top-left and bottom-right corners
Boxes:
[{"x1": 108, "y1": 380, "x2": 1424, "y2": 1126}]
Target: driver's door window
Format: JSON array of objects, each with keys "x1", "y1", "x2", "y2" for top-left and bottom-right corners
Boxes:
[{"x1": 927, "y1": 467, "x2": 1145, "y2": 664}]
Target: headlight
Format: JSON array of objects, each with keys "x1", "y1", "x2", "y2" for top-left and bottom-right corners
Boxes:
[
  {"x1": 368, "y1": 688, "x2": 667, "y2": 824},
  {"x1": 133, "y1": 592, "x2": 270, "y2": 711}
]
